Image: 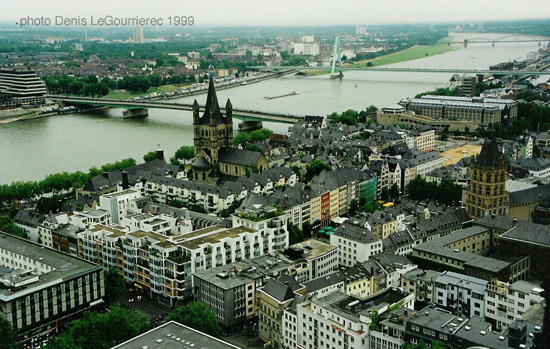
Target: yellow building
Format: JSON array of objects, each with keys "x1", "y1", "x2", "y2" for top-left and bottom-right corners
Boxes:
[{"x1": 465, "y1": 129, "x2": 509, "y2": 219}]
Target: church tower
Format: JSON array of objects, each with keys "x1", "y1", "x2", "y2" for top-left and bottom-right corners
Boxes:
[
  {"x1": 465, "y1": 126, "x2": 509, "y2": 219},
  {"x1": 191, "y1": 76, "x2": 234, "y2": 183}
]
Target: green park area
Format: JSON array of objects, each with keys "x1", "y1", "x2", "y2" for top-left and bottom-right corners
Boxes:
[
  {"x1": 104, "y1": 83, "x2": 192, "y2": 100},
  {"x1": 302, "y1": 38, "x2": 457, "y2": 75},
  {"x1": 347, "y1": 39, "x2": 458, "y2": 68}
]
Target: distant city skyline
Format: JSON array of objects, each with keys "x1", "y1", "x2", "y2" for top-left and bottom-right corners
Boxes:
[{"x1": 1, "y1": 0, "x2": 549, "y2": 27}]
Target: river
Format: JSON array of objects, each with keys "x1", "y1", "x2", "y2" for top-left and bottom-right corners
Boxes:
[{"x1": 0, "y1": 33, "x2": 547, "y2": 184}]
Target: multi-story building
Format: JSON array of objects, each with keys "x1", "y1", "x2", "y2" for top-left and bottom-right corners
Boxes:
[
  {"x1": 400, "y1": 95, "x2": 517, "y2": 126},
  {"x1": 411, "y1": 225, "x2": 530, "y2": 283},
  {"x1": 366, "y1": 210, "x2": 398, "y2": 240},
  {"x1": 193, "y1": 255, "x2": 292, "y2": 329},
  {"x1": 434, "y1": 271, "x2": 487, "y2": 319},
  {"x1": 78, "y1": 217, "x2": 289, "y2": 305},
  {"x1": 293, "y1": 289, "x2": 414, "y2": 349},
  {"x1": 404, "y1": 305, "x2": 541, "y2": 349},
  {"x1": 485, "y1": 280, "x2": 544, "y2": 331},
  {"x1": 465, "y1": 130, "x2": 510, "y2": 219},
  {"x1": 0, "y1": 233, "x2": 104, "y2": 335},
  {"x1": 133, "y1": 25, "x2": 144, "y2": 43},
  {"x1": 258, "y1": 274, "x2": 306, "y2": 349},
  {"x1": 411, "y1": 125, "x2": 436, "y2": 153},
  {"x1": 0, "y1": 69, "x2": 47, "y2": 108},
  {"x1": 98, "y1": 189, "x2": 142, "y2": 224},
  {"x1": 283, "y1": 239, "x2": 339, "y2": 283},
  {"x1": 303, "y1": 271, "x2": 345, "y2": 298},
  {"x1": 330, "y1": 219, "x2": 382, "y2": 267},
  {"x1": 400, "y1": 269, "x2": 441, "y2": 304},
  {"x1": 69, "y1": 208, "x2": 111, "y2": 229}
]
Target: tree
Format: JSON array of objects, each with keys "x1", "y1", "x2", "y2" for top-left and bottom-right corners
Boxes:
[
  {"x1": 389, "y1": 183, "x2": 400, "y2": 199},
  {"x1": 287, "y1": 221, "x2": 303, "y2": 245},
  {"x1": 0, "y1": 216, "x2": 28, "y2": 239},
  {"x1": 168, "y1": 302, "x2": 222, "y2": 338},
  {"x1": 170, "y1": 146, "x2": 194, "y2": 167},
  {"x1": 143, "y1": 151, "x2": 157, "y2": 163},
  {"x1": 305, "y1": 160, "x2": 331, "y2": 182},
  {"x1": 45, "y1": 303, "x2": 148, "y2": 349},
  {"x1": 245, "y1": 144, "x2": 261, "y2": 152},
  {"x1": 104, "y1": 267, "x2": 126, "y2": 303},
  {"x1": 0, "y1": 316, "x2": 19, "y2": 349}
]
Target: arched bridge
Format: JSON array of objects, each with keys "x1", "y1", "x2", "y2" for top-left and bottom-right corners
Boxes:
[
  {"x1": 450, "y1": 34, "x2": 550, "y2": 47},
  {"x1": 46, "y1": 95, "x2": 304, "y2": 124}
]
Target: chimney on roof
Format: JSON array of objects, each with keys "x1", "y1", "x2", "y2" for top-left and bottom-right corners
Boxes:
[
  {"x1": 102, "y1": 172, "x2": 109, "y2": 178},
  {"x1": 122, "y1": 171, "x2": 129, "y2": 190},
  {"x1": 156, "y1": 149, "x2": 165, "y2": 161}
]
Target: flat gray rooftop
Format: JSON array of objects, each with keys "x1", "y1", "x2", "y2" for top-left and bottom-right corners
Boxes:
[
  {"x1": 112, "y1": 321, "x2": 240, "y2": 349},
  {"x1": 0, "y1": 233, "x2": 101, "y2": 301}
]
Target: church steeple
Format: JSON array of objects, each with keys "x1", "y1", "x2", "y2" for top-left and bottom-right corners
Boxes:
[{"x1": 202, "y1": 75, "x2": 223, "y2": 126}]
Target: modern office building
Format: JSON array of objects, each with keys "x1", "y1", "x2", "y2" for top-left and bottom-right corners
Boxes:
[
  {"x1": 0, "y1": 69, "x2": 47, "y2": 108},
  {"x1": 0, "y1": 233, "x2": 104, "y2": 335}
]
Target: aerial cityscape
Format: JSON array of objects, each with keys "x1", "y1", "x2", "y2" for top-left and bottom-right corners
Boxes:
[{"x1": 2, "y1": 1, "x2": 550, "y2": 348}]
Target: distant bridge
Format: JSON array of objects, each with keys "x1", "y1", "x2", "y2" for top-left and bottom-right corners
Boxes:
[
  {"x1": 448, "y1": 34, "x2": 550, "y2": 47},
  {"x1": 251, "y1": 66, "x2": 550, "y2": 76},
  {"x1": 46, "y1": 95, "x2": 304, "y2": 124}
]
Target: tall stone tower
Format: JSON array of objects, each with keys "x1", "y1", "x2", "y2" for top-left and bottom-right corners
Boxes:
[
  {"x1": 465, "y1": 127, "x2": 509, "y2": 219},
  {"x1": 191, "y1": 76, "x2": 233, "y2": 183}
]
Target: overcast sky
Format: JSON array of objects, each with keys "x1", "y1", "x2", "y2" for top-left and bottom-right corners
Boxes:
[{"x1": 2, "y1": 0, "x2": 550, "y2": 27}]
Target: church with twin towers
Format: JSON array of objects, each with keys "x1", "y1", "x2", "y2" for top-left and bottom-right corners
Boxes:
[{"x1": 191, "y1": 76, "x2": 269, "y2": 185}]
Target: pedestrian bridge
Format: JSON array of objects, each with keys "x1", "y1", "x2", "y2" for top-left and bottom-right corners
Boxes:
[{"x1": 46, "y1": 95, "x2": 304, "y2": 124}]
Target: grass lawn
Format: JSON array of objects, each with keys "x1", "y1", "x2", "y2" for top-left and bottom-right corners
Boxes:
[
  {"x1": 300, "y1": 69, "x2": 331, "y2": 76},
  {"x1": 346, "y1": 39, "x2": 458, "y2": 68},
  {"x1": 104, "y1": 83, "x2": 193, "y2": 100}
]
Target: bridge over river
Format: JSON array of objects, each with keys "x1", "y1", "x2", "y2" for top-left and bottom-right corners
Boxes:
[{"x1": 46, "y1": 95, "x2": 304, "y2": 124}]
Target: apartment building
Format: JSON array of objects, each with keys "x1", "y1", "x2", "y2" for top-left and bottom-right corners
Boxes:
[
  {"x1": 434, "y1": 271, "x2": 487, "y2": 319},
  {"x1": 400, "y1": 269, "x2": 441, "y2": 304},
  {"x1": 293, "y1": 289, "x2": 414, "y2": 349},
  {"x1": 331, "y1": 219, "x2": 382, "y2": 267},
  {"x1": 78, "y1": 215, "x2": 289, "y2": 305},
  {"x1": 485, "y1": 280, "x2": 544, "y2": 331},
  {"x1": 258, "y1": 275, "x2": 306, "y2": 349}
]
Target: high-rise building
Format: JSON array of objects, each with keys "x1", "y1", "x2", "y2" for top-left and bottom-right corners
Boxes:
[
  {"x1": 465, "y1": 127, "x2": 510, "y2": 219},
  {"x1": 459, "y1": 76, "x2": 477, "y2": 97},
  {"x1": 133, "y1": 25, "x2": 144, "y2": 44}
]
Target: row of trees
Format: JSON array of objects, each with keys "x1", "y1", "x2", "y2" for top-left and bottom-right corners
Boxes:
[
  {"x1": 43, "y1": 75, "x2": 110, "y2": 97},
  {"x1": 0, "y1": 158, "x2": 136, "y2": 208},
  {"x1": 327, "y1": 106, "x2": 378, "y2": 126},
  {"x1": 407, "y1": 177, "x2": 462, "y2": 206},
  {"x1": 1, "y1": 143, "x2": 199, "y2": 209}
]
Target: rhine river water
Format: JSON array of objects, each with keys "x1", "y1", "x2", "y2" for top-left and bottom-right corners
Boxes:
[{"x1": 1, "y1": 33, "x2": 548, "y2": 184}]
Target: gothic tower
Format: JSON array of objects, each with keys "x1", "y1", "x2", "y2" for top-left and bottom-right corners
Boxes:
[
  {"x1": 465, "y1": 126, "x2": 509, "y2": 219},
  {"x1": 191, "y1": 76, "x2": 233, "y2": 183}
]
